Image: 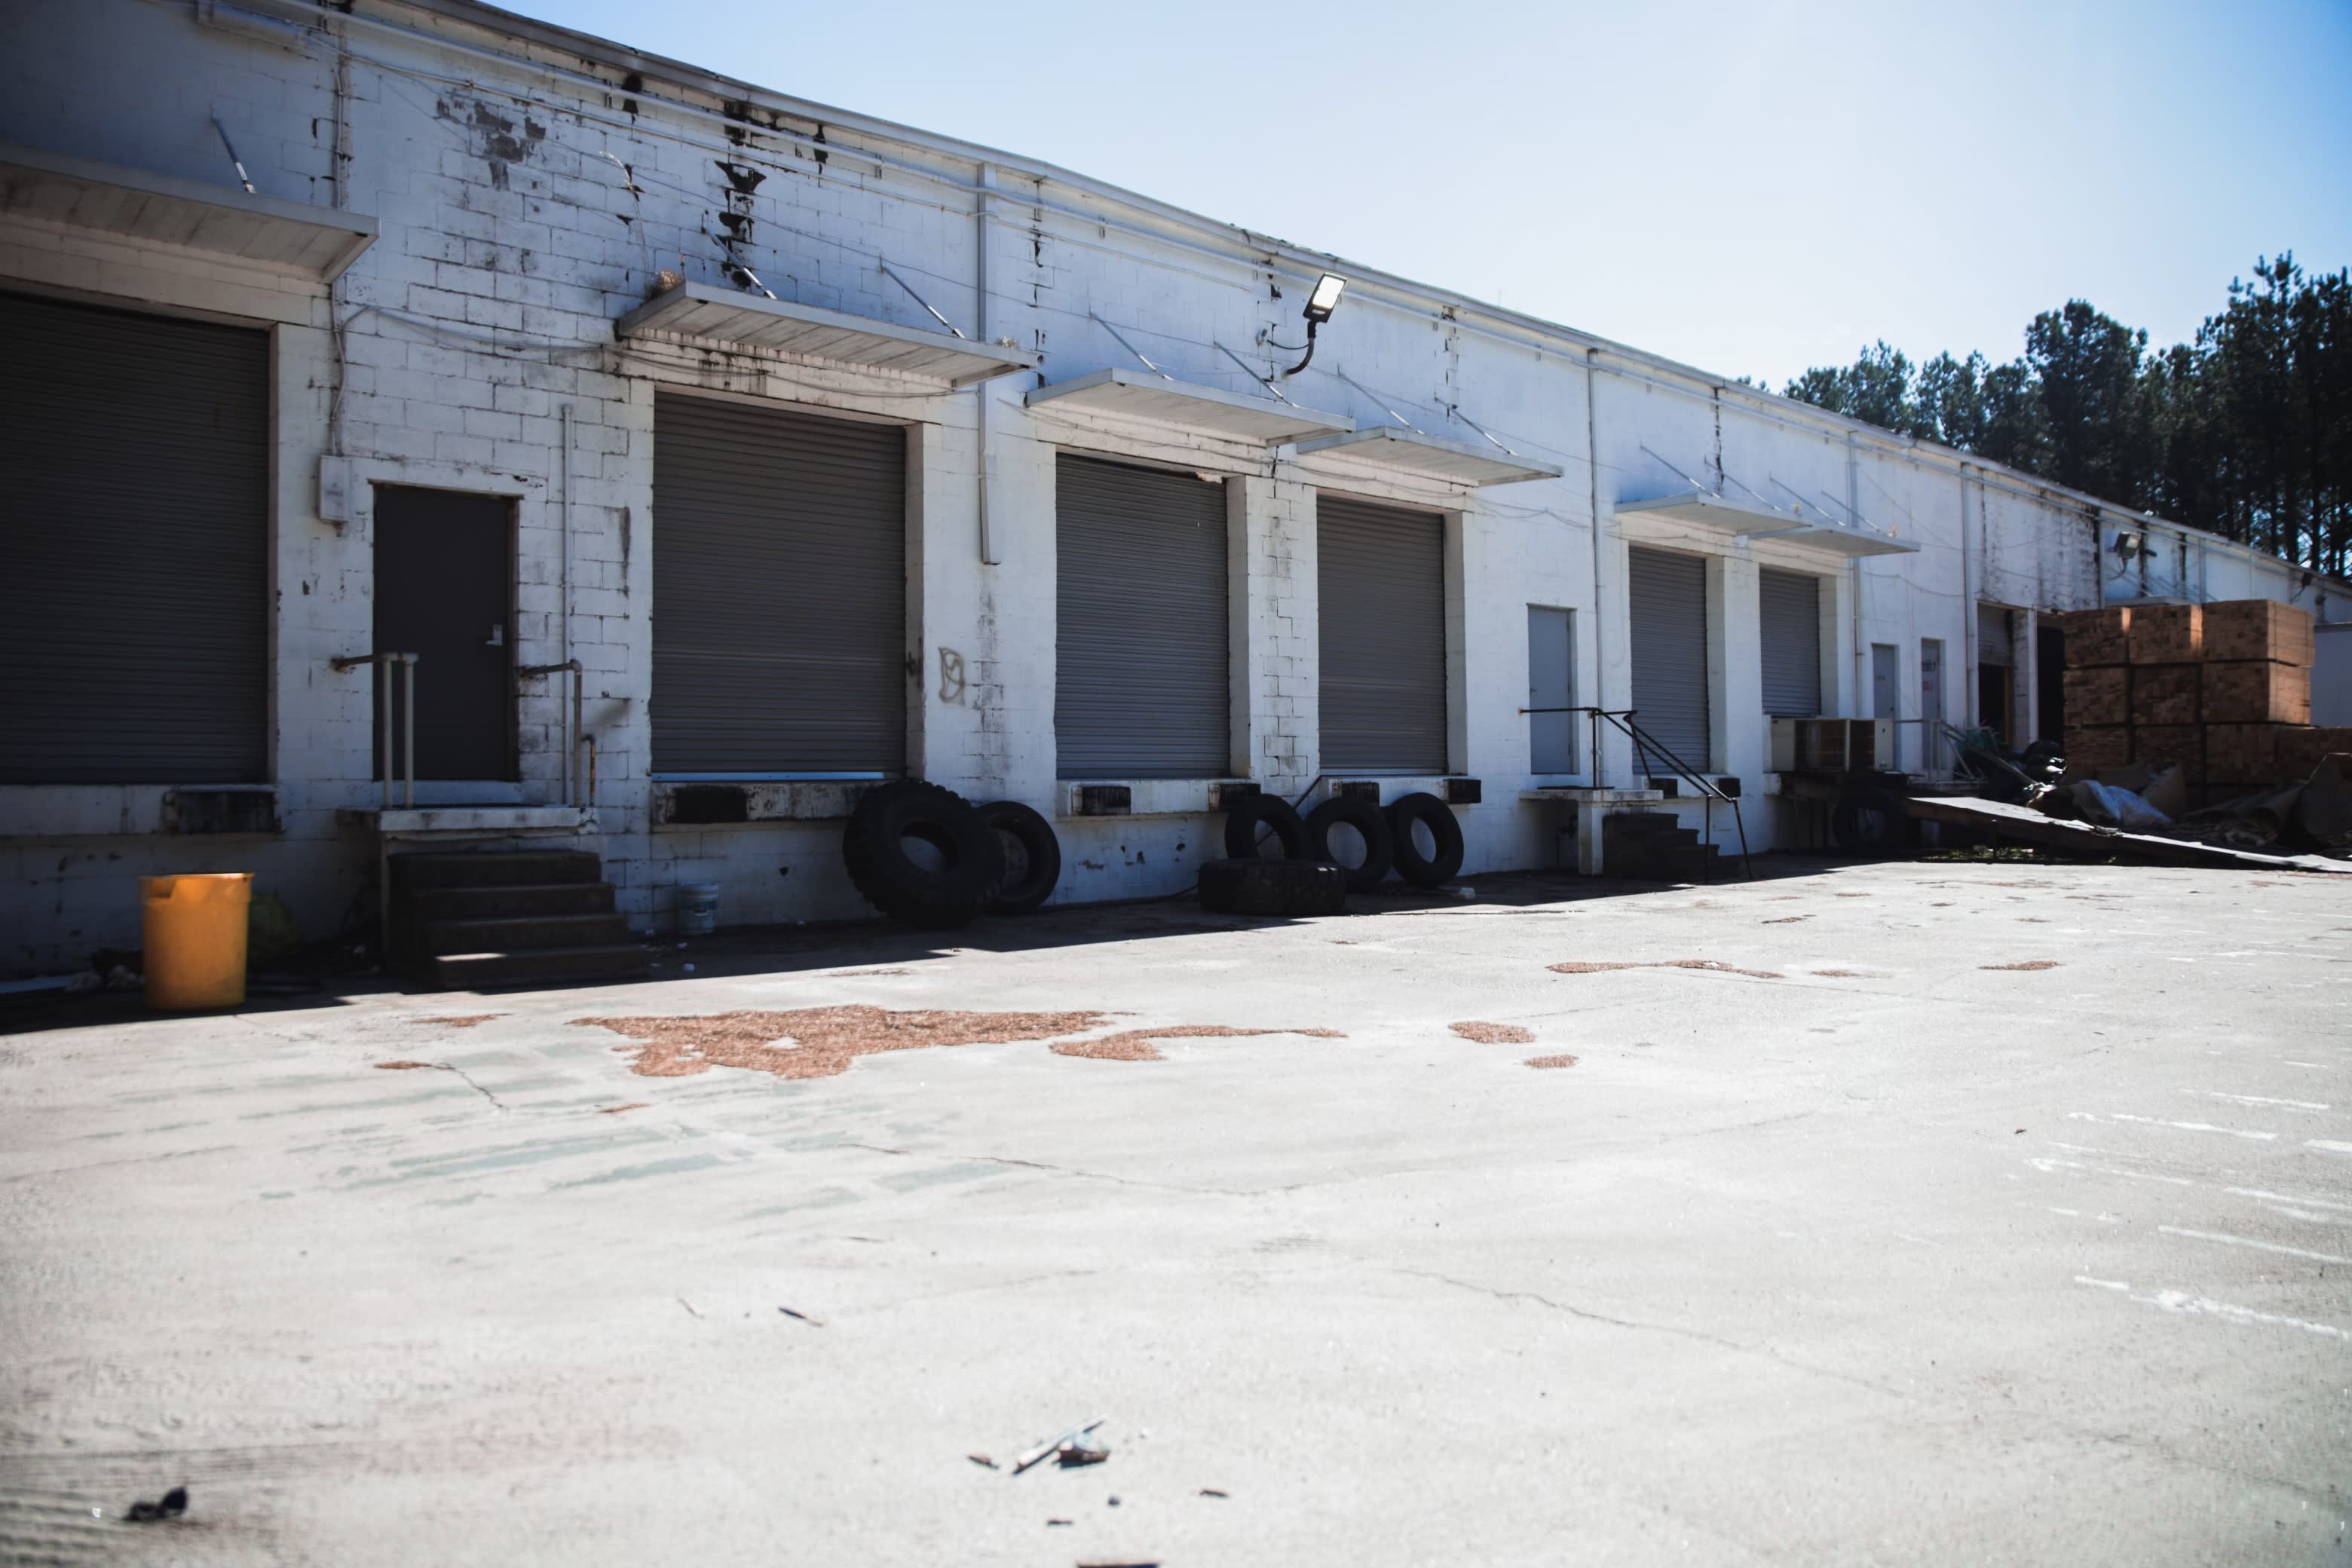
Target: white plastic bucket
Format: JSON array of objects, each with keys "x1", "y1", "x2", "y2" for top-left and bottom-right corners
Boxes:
[{"x1": 675, "y1": 881, "x2": 720, "y2": 936}]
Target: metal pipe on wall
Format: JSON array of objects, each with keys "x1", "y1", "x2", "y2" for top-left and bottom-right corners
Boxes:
[
  {"x1": 1960, "y1": 464, "x2": 1978, "y2": 727},
  {"x1": 557, "y1": 402, "x2": 574, "y2": 806},
  {"x1": 1847, "y1": 434, "x2": 1864, "y2": 721},
  {"x1": 1584, "y1": 348, "x2": 1606, "y2": 785},
  {"x1": 975, "y1": 162, "x2": 997, "y2": 565}
]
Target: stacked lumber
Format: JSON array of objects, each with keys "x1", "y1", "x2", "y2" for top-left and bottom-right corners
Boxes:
[{"x1": 2060, "y1": 599, "x2": 2340, "y2": 804}]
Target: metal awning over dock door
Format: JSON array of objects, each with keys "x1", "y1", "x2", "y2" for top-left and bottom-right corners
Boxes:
[
  {"x1": 1318, "y1": 495, "x2": 1447, "y2": 772},
  {"x1": 0, "y1": 142, "x2": 377, "y2": 280},
  {"x1": 1627, "y1": 547, "x2": 1710, "y2": 772},
  {"x1": 1025, "y1": 369, "x2": 1352, "y2": 446},
  {"x1": 1759, "y1": 568, "x2": 1823, "y2": 717},
  {"x1": 650, "y1": 394, "x2": 908, "y2": 778},
  {"x1": 1615, "y1": 490, "x2": 1918, "y2": 557},
  {"x1": 618, "y1": 285, "x2": 1036, "y2": 387},
  {"x1": 0, "y1": 290, "x2": 268, "y2": 784},
  {"x1": 1055, "y1": 454, "x2": 1231, "y2": 779}
]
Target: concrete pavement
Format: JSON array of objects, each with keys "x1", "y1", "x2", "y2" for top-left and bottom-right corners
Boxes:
[{"x1": 2, "y1": 856, "x2": 2348, "y2": 1565}]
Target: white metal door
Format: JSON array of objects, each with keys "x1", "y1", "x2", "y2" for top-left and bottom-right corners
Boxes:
[
  {"x1": 1527, "y1": 605, "x2": 1575, "y2": 773},
  {"x1": 1921, "y1": 639, "x2": 1946, "y2": 772},
  {"x1": 1871, "y1": 644, "x2": 1900, "y2": 770}
]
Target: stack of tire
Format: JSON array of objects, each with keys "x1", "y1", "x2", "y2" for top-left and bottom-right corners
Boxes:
[
  {"x1": 843, "y1": 779, "x2": 1466, "y2": 928},
  {"x1": 1199, "y1": 790, "x2": 1463, "y2": 917},
  {"x1": 841, "y1": 782, "x2": 1061, "y2": 929}
]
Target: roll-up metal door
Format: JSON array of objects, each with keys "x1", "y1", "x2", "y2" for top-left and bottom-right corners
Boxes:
[
  {"x1": 1056, "y1": 454, "x2": 1229, "y2": 779},
  {"x1": 652, "y1": 394, "x2": 906, "y2": 776},
  {"x1": 0, "y1": 291, "x2": 268, "y2": 783},
  {"x1": 1758, "y1": 568, "x2": 1822, "y2": 716},
  {"x1": 1976, "y1": 603, "x2": 2014, "y2": 664},
  {"x1": 1318, "y1": 495, "x2": 1446, "y2": 772},
  {"x1": 1627, "y1": 546, "x2": 1710, "y2": 769}
]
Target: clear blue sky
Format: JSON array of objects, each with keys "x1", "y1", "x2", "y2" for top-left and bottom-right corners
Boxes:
[{"x1": 502, "y1": 0, "x2": 2351, "y2": 388}]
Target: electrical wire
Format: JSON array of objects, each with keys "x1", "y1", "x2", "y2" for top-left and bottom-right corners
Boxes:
[{"x1": 308, "y1": 7, "x2": 2297, "y2": 583}]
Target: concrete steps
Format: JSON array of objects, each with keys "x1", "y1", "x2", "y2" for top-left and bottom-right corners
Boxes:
[
  {"x1": 411, "y1": 882, "x2": 617, "y2": 921},
  {"x1": 388, "y1": 850, "x2": 645, "y2": 991},
  {"x1": 1603, "y1": 812, "x2": 1726, "y2": 884}
]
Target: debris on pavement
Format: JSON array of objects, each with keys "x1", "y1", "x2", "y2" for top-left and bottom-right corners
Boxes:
[
  {"x1": 1525, "y1": 1055, "x2": 1581, "y2": 1070},
  {"x1": 1015, "y1": 1416, "x2": 1106, "y2": 1475},
  {"x1": 967, "y1": 1453, "x2": 998, "y2": 1469},
  {"x1": 599, "y1": 1102, "x2": 648, "y2": 1114},
  {"x1": 776, "y1": 1306, "x2": 824, "y2": 1326},
  {"x1": 124, "y1": 1486, "x2": 187, "y2": 1523},
  {"x1": 1056, "y1": 1432, "x2": 1110, "y2": 1468},
  {"x1": 1449, "y1": 1021, "x2": 1534, "y2": 1044},
  {"x1": 373, "y1": 1060, "x2": 438, "y2": 1070},
  {"x1": 1199, "y1": 1487, "x2": 1229, "y2": 1498},
  {"x1": 412, "y1": 1015, "x2": 498, "y2": 1028},
  {"x1": 676, "y1": 1297, "x2": 703, "y2": 1318},
  {"x1": 1980, "y1": 960, "x2": 2060, "y2": 972}
]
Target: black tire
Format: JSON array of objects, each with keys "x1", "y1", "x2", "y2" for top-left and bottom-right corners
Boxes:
[
  {"x1": 1386, "y1": 792, "x2": 1465, "y2": 887},
  {"x1": 1830, "y1": 788, "x2": 1903, "y2": 857},
  {"x1": 1304, "y1": 795, "x2": 1395, "y2": 893},
  {"x1": 841, "y1": 781, "x2": 1005, "y2": 929},
  {"x1": 977, "y1": 800, "x2": 1061, "y2": 915},
  {"x1": 1197, "y1": 858, "x2": 1347, "y2": 917},
  {"x1": 1223, "y1": 794, "x2": 1309, "y2": 860}
]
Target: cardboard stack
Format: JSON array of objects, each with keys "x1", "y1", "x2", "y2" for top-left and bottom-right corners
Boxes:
[{"x1": 2059, "y1": 599, "x2": 2344, "y2": 804}]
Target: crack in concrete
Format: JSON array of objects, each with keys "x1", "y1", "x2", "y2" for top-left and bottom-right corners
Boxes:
[{"x1": 439, "y1": 1064, "x2": 509, "y2": 1113}]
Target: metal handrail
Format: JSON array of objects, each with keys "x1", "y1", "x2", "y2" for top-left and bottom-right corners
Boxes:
[
  {"x1": 332, "y1": 651, "x2": 418, "y2": 808},
  {"x1": 1528, "y1": 705, "x2": 1753, "y2": 880},
  {"x1": 518, "y1": 658, "x2": 584, "y2": 809}
]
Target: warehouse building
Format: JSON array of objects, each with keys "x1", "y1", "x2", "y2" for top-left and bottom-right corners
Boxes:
[{"x1": 0, "y1": 0, "x2": 2342, "y2": 973}]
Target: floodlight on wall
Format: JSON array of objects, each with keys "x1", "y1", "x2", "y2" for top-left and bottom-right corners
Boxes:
[
  {"x1": 1304, "y1": 273, "x2": 1347, "y2": 323},
  {"x1": 1272, "y1": 272, "x2": 1348, "y2": 376},
  {"x1": 2111, "y1": 529, "x2": 2145, "y2": 561}
]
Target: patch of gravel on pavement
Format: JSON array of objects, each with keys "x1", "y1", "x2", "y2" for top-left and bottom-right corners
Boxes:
[
  {"x1": 1449, "y1": 1021, "x2": 1535, "y2": 1044},
  {"x1": 578, "y1": 1006, "x2": 1110, "y2": 1080},
  {"x1": 411, "y1": 1015, "x2": 498, "y2": 1027},
  {"x1": 1049, "y1": 1025, "x2": 1346, "y2": 1062},
  {"x1": 1524, "y1": 1054, "x2": 1581, "y2": 1069},
  {"x1": 1980, "y1": 960, "x2": 2060, "y2": 971}
]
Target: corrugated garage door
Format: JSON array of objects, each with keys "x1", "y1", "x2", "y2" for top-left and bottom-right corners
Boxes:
[
  {"x1": 652, "y1": 394, "x2": 906, "y2": 776},
  {"x1": 1759, "y1": 568, "x2": 1822, "y2": 716},
  {"x1": 1628, "y1": 546, "x2": 1710, "y2": 770},
  {"x1": 0, "y1": 291, "x2": 268, "y2": 783},
  {"x1": 1056, "y1": 454, "x2": 1229, "y2": 778},
  {"x1": 1318, "y1": 495, "x2": 1446, "y2": 772}
]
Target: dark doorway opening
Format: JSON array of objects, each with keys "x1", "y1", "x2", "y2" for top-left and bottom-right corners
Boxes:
[
  {"x1": 2036, "y1": 623, "x2": 2067, "y2": 741},
  {"x1": 374, "y1": 485, "x2": 516, "y2": 781},
  {"x1": 1978, "y1": 663, "x2": 2011, "y2": 745}
]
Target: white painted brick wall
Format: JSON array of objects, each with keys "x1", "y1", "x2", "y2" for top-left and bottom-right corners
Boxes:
[{"x1": 0, "y1": 0, "x2": 2336, "y2": 971}]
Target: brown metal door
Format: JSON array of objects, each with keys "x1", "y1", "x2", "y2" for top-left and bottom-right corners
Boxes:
[{"x1": 373, "y1": 485, "x2": 516, "y2": 781}]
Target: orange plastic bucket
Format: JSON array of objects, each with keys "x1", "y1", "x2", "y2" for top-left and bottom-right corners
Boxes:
[{"x1": 141, "y1": 873, "x2": 253, "y2": 1010}]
